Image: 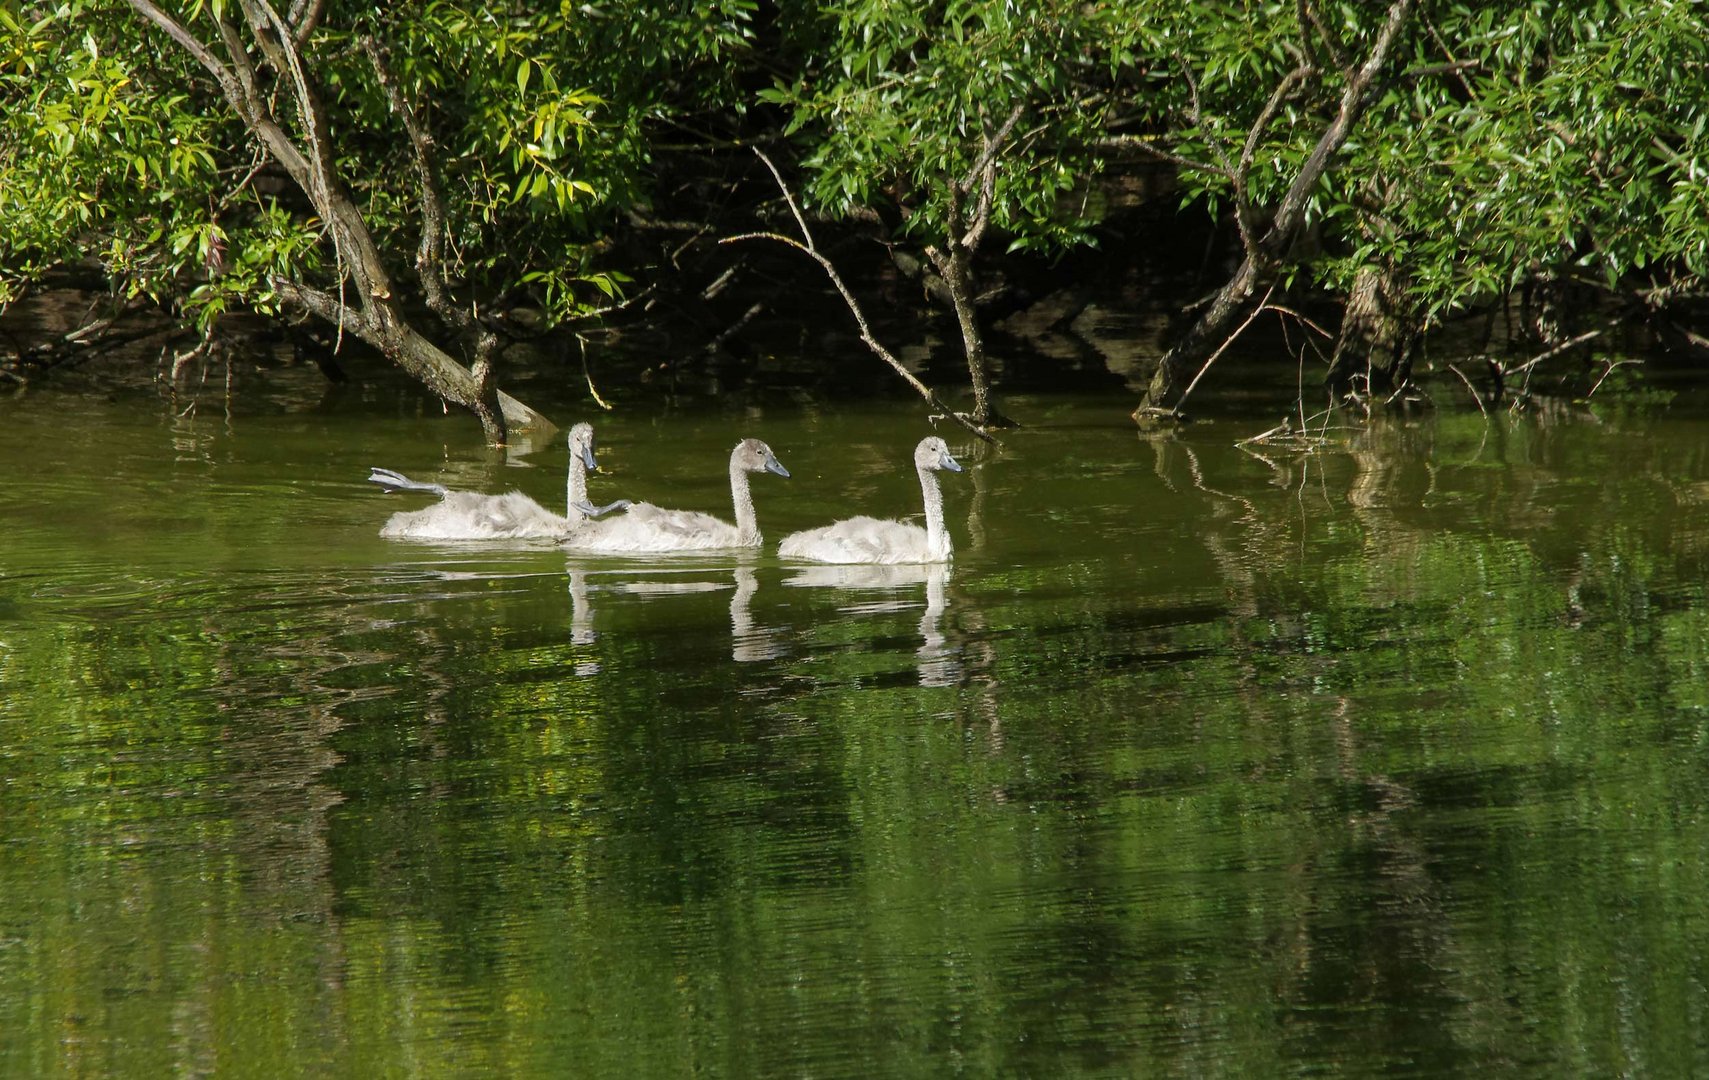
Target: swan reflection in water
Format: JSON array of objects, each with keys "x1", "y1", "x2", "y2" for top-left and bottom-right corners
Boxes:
[
  {"x1": 566, "y1": 561, "x2": 788, "y2": 663},
  {"x1": 783, "y1": 562, "x2": 958, "y2": 687},
  {"x1": 728, "y1": 567, "x2": 788, "y2": 663},
  {"x1": 562, "y1": 562, "x2": 951, "y2": 676},
  {"x1": 566, "y1": 570, "x2": 601, "y2": 674}
]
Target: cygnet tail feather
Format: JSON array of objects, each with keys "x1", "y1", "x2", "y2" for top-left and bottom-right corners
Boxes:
[{"x1": 369, "y1": 468, "x2": 449, "y2": 497}]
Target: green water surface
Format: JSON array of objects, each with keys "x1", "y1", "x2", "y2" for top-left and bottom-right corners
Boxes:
[{"x1": 2, "y1": 392, "x2": 1707, "y2": 1077}]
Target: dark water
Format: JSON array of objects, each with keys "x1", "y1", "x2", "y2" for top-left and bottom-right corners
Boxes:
[{"x1": 3, "y1": 387, "x2": 1708, "y2": 1077}]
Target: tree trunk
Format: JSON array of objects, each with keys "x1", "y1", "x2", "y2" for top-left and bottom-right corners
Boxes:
[
  {"x1": 1326, "y1": 262, "x2": 1414, "y2": 393},
  {"x1": 271, "y1": 281, "x2": 549, "y2": 444},
  {"x1": 124, "y1": 0, "x2": 552, "y2": 445},
  {"x1": 1140, "y1": 257, "x2": 1261, "y2": 416},
  {"x1": 929, "y1": 243, "x2": 1013, "y2": 429},
  {"x1": 1137, "y1": 0, "x2": 1416, "y2": 421}
]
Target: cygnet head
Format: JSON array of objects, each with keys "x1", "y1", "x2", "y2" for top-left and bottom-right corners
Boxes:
[
  {"x1": 915, "y1": 436, "x2": 963, "y2": 473},
  {"x1": 733, "y1": 438, "x2": 791, "y2": 478},
  {"x1": 568, "y1": 422, "x2": 599, "y2": 471}
]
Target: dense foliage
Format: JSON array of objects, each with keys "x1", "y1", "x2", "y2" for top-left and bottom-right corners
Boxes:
[{"x1": 3, "y1": 1, "x2": 1707, "y2": 424}]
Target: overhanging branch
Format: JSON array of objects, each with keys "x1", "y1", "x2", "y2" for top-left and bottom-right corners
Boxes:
[{"x1": 724, "y1": 151, "x2": 996, "y2": 444}]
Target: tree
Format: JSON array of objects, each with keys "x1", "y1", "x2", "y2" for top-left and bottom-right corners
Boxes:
[
  {"x1": 1107, "y1": 0, "x2": 1709, "y2": 417},
  {"x1": 0, "y1": 1, "x2": 671, "y2": 440},
  {"x1": 1317, "y1": 0, "x2": 1709, "y2": 391},
  {"x1": 7, "y1": 2, "x2": 1709, "y2": 426},
  {"x1": 760, "y1": 0, "x2": 1105, "y2": 429},
  {"x1": 1097, "y1": 0, "x2": 1419, "y2": 418}
]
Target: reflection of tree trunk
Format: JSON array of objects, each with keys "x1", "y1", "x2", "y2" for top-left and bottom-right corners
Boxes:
[{"x1": 1327, "y1": 262, "x2": 1414, "y2": 392}]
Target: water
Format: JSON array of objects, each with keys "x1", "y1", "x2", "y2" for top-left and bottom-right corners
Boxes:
[{"x1": 3, "y1": 388, "x2": 1709, "y2": 1076}]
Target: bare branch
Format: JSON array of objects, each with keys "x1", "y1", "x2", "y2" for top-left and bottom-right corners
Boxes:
[
  {"x1": 1503, "y1": 328, "x2": 1603, "y2": 378},
  {"x1": 1588, "y1": 357, "x2": 1640, "y2": 397},
  {"x1": 727, "y1": 154, "x2": 997, "y2": 443},
  {"x1": 752, "y1": 150, "x2": 816, "y2": 249},
  {"x1": 1422, "y1": 18, "x2": 1477, "y2": 99},
  {"x1": 1446, "y1": 363, "x2": 1489, "y2": 416}
]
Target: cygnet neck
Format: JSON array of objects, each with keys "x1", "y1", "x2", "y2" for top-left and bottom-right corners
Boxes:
[
  {"x1": 566, "y1": 452, "x2": 590, "y2": 523},
  {"x1": 730, "y1": 457, "x2": 761, "y2": 546},
  {"x1": 918, "y1": 462, "x2": 952, "y2": 561}
]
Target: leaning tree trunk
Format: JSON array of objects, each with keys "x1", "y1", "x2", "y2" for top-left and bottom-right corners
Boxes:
[
  {"x1": 1137, "y1": 0, "x2": 1416, "y2": 421},
  {"x1": 125, "y1": 0, "x2": 551, "y2": 445}
]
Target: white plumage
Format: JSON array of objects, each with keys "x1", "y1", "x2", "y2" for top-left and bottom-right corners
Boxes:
[
  {"x1": 369, "y1": 422, "x2": 624, "y2": 540},
  {"x1": 566, "y1": 437, "x2": 789, "y2": 553},
  {"x1": 777, "y1": 436, "x2": 962, "y2": 564}
]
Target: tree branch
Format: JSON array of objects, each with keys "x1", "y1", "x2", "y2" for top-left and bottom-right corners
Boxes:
[
  {"x1": 1178, "y1": 55, "x2": 1238, "y2": 181},
  {"x1": 124, "y1": 1, "x2": 547, "y2": 442},
  {"x1": 287, "y1": 0, "x2": 327, "y2": 46},
  {"x1": 1236, "y1": 63, "x2": 1313, "y2": 257},
  {"x1": 726, "y1": 152, "x2": 996, "y2": 443},
  {"x1": 1141, "y1": 0, "x2": 1418, "y2": 418},
  {"x1": 1091, "y1": 135, "x2": 1228, "y2": 178},
  {"x1": 270, "y1": 278, "x2": 381, "y2": 337},
  {"x1": 1261, "y1": 0, "x2": 1416, "y2": 257},
  {"x1": 961, "y1": 103, "x2": 1024, "y2": 252},
  {"x1": 125, "y1": 1, "x2": 236, "y2": 92},
  {"x1": 363, "y1": 34, "x2": 465, "y2": 330}
]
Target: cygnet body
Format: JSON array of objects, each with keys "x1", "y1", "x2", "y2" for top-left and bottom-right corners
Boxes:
[
  {"x1": 370, "y1": 422, "x2": 623, "y2": 540},
  {"x1": 777, "y1": 436, "x2": 962, "y2": 564},
  {"x1": 566, "y1": 438, "x2": 789, "y2": 553}
]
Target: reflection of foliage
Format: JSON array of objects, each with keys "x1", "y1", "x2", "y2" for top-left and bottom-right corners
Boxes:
[{"x1": 5, "y1": 414, "x2": 1709, "y2": 1072}]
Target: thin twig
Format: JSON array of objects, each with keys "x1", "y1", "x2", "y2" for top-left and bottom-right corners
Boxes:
[
  {"x1": 1090, "y1": 135, "x2": 1228, "y2": 177},
  {"x1": 577, "y1": 335, "x2": 613, "y2": 410},
  {"x1": 1447, "y1": 363, "x2": 1487, "y2": 416},
  {"x1": 724, "y1": 150, "x2": 997, "y2": 444},
  {"x1": 1237, "y1": 418, "x2": 1294, "y2": 445},
  {"x1": 1176, "y1": 286, "x2": 1277, "y2": 412},
  {"x1": 1587, "y1": 358, "x2": 1640, "y2": 397},
  {"x1": 1504, "y1": 328, "x2": 1604, "y2": 378}
]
